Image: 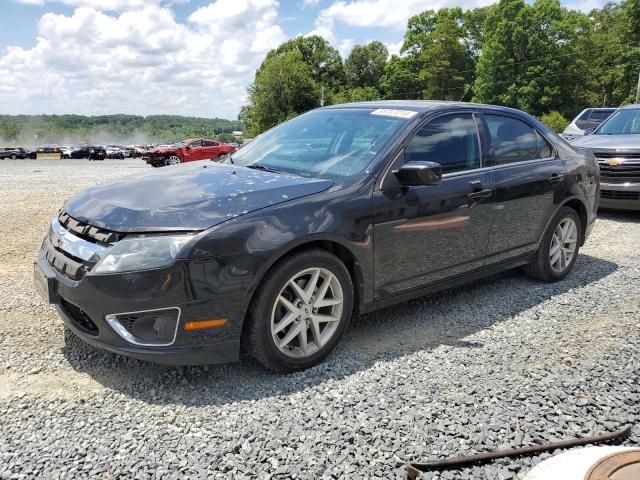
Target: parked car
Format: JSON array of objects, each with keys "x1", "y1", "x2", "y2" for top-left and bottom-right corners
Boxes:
[
  {"x1": 69, "y1": 146, "x2": 107, "y2": 160},
  {"x1": 60, "y1": 145, "x2": 76, "y2": 159},
  {"x1": 106, "y1": 145, "x2": 126, "y2": 159},
  {"x1": 563, "y1": 108, "x2": 617, "y2": 141},
  {"x1": 142, "y1": 138, "x2": 236, "y2": 167},
  {"x1": 35, "y1": 101, "x2": 598, "y2": 372},
  {"x1": 571, "y1": 104, "x2": 640, "y2": 210},
  {"x1": 0, "y1": 147, "x2": 29, "y2": 159}
]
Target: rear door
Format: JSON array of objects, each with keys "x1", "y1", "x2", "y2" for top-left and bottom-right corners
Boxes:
[
  {"x1": 479, "y1": 112, "x2": 566, "y2": 265},
  {"x1": 373, "y1": 112, "x2": 495, "y2": 299}
]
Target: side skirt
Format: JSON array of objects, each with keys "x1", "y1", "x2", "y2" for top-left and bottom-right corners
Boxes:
[{"x1": 360, "y1": 254, "x2": 534, "y2": 315}]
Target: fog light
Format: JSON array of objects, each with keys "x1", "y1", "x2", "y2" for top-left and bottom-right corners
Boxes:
[{"x1": 106, "y1": 307, "x2": 180, "y2": 346}]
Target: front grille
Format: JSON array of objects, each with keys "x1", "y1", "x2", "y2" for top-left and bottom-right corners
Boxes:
[
  {"x1": 596, "y1": 157, "x2": 640, "y2": 183},
  {"x1": 43, "y1": 239, "x2": 89, "y2": 280},
  {"x1": 601, "y1": 190, "x2": 640, "y2": 201},
  {"x1": 44, "y1": 212, "x2": 115, "y2": 280},
  {"x1": 60, "y1": 299, "x2": 99, "y2": 336},
  {"x1": 58, "y1": 210, "x2": 123, "y2": 244}
]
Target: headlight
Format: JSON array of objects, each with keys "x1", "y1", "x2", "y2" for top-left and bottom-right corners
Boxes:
[{"x1": 92, "y1": 234, "x2": 194, "y2": 274}]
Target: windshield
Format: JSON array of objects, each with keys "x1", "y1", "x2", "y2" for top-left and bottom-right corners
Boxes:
[
  {"x1": 596, "y1": 108, "x2": 640, "y2": 135},
  {"x1": 225, "y1": 108, "x2": 411, "y2": 179}
]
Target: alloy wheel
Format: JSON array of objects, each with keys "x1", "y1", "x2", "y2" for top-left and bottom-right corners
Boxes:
[
  {"x1": 166, "y1": 156, "x2": 180, "y2": 166},
  {"x1": 270, "y1": 267, "x2": 344, "y2": 358},
  {"x1": 549, "y1": 217, "x2": 578, "y2": 274}
]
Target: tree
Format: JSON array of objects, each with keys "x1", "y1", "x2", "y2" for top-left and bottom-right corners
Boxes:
[
  {"x1": 263, "y1": 36, "x2": 345, "y2": 93},
  {"x1": 240, "y1": 50, "x2": 319, "y2": 136},
  {"x1": 473, "y1": 0, "x2": 592, "y2": 118},
  {"x1": 380, "y1": 55, "x2": 422, "y2": 99},
  {"x1": 344, "y1": 41, "x2": 388, "y2": 89}
]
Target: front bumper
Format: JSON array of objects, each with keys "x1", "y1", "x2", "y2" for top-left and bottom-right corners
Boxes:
[
  {"x1": 36, "y1": 247, "x2": 245, "y2": 365},
  {"x1": 599, "y1": 182, "x2": 640, "y2": 211}
]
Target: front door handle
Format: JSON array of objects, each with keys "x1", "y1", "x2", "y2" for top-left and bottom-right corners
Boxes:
[{"x1": 548, "y1": 173, "x2": 564, "y2": 184}]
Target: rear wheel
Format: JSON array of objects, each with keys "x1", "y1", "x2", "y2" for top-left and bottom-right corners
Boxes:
[
  {"x1": 165, "y1": 155, "x2": 180, "y2": 166},
  {"x1": 524, "y1": 206, "x2": 581, "y2": 282},
  {"x1": 11, "y1": 154, "x2": 16, "y2": 159},
  {"x1": 244, "y1": 249, "x2": 353, "y2": 372}
]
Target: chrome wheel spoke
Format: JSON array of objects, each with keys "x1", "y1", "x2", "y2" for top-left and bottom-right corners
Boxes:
[
  {"x1": 288, "y1": 280, "x2": 307, "y2": 304},
  {"x1": 273, "y1": 311, "x2": 297, "y2": 335},
  {"x1": 311, "y1": 313, "x2": 340, "y2": 323},
  {"x1": 310, "y1": 317, "x2": 323, "y2": 347},
  {"x1": 314, "y1": 297, "x2": 342, "y2": 308},
  {"x1": 304, "y1": 269, "x2": 321, "y2": 300},
  {"x1": 279, "y1": 320, "x2": 305, "y2": 348}
]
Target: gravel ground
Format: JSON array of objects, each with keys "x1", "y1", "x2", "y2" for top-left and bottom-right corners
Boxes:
[{"x1": 0, "y1": 158, "x2": 639, "y2": 479}]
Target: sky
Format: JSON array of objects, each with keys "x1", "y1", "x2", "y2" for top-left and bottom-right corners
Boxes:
[{"x1": 0, "y1": 0, "x2": 609, "y2": 120}]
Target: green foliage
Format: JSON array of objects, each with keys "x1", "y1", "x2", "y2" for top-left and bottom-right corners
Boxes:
[
  {"x1": 539, "y1": 111, "x2": 569, "y2": 132},
  {"x1": 0, "y1": 114, "x2": 242, "y2": 145},
  {"x1": 241, "y1": 0, "x2": 640, "y2": 135},
  {"x1": 345, "y1": 41, "x2": 388, "y2": 89},
  {"x1": 241, "y1": 50, "x2": 320, "y2": 136},
  {"x1": 241, "y1": 36, "x2": 344, "y2": 135}
]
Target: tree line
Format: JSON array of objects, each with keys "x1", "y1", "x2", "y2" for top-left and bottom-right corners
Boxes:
[
  {"x1": 0, "y1": 114, "x2": 243, "y2": 146},
  {"x1": 240, "y1": 0, "x2": 640, "y2": 135}
]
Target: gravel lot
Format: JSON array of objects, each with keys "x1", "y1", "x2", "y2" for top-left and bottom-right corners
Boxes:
[{"x1": 0, "y1": 159, "x2": 639, "y2": 479}]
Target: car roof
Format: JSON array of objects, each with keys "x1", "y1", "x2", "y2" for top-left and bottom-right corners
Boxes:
[{"x1": 321, "y1": 100, "x2": 529, "y2": 116}]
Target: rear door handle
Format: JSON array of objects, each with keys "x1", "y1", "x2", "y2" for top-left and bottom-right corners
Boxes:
[
  {"x1": 548, "y1": 174, "x2": 564, "y2": 183},
  {"x1": 467, "y1": 188, "x2": 493, "y2": 200}
]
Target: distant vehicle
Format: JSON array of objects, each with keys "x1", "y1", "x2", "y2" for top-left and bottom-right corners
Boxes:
[
  {"x1": 106, "y1": 145, "x2": 126, "y2": 159},
  {"x1": 571, "y1": 104, "x2": 640, "y2": 210},
  {"x1": 0, "y1": 147, "x2": 29, "y2": 159},
  {"x1": 69, "y1": 146, "x2": 107, "y2": 160},
  {"x1": 142, "y1": 138, "x2": 236, "y2": 167},
  {"x1": 35, "y1": 101, "x2": 598, "y2": 371},
  {"x1": 563, "y1": 108, "x2": 617, "y2": 141},
  {"x1": 60, "y1": 146, "x2": 76, "y2": 159}
]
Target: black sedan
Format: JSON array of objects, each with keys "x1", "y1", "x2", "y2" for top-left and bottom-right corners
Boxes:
[
  {"x1": 69, "y1": 146, "x2": 107, "y2": 160},
  {"x1": 35, "y1": 101, "x2": 598, "y2": 372}
]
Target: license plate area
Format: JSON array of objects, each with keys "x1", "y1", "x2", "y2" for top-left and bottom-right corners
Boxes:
[{"x1": 34, "y1": 262, "x2": 59, "y2": 304}]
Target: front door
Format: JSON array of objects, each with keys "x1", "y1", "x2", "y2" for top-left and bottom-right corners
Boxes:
[{"x1": 373, "y1": 112, "x2": 495, "y2": 299}]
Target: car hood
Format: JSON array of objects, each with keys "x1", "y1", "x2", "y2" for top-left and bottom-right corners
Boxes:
[
  {"x1": 570, "y1": 134, "x2": 640, "y2": 151},
  {"x1": 64, "y1": 161, "x2": 333, "y2": 232}
]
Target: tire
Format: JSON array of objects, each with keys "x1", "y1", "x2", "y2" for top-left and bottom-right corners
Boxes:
[
  {"x1": 165, "y1": 155, "x2": 180, "y2": 166},
  {"x1": 243, "y1": 249, "x2": 354, "y2": 372},
  {"x1": 523, "y1": 206, "x2": 581, "y2": 282},
  {"x1": 11, "y1": 154, "x2": 17, "y2": 159}
]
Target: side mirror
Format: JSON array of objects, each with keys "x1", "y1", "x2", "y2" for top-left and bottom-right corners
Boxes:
[
  {"x1": 185, "y1": 145, "x2": 191, "y2": 150},
  {"x1": 583, "y1": 127, "x2": 595, "y2": 135},
  {"x1": 393, "y1": 161, "x2": 442, "y2": 186}
]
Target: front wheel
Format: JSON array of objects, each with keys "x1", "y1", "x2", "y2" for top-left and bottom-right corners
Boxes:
[
  {"x1": 524, "y1": 206, "x2": 581, "y2": 282},
  {"x1": 165, "y1": 155, "x2": 180, "y2": 166},
  {"x1": 243, "y1": 249, "x2": 354, "y2": 372}
]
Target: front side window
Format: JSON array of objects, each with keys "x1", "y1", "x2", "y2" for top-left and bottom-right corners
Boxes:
[
  {"x1": 484, "y1": 114, "x2": 540, "y2": 166},
  {"x1": 188, "y1": 140, "x2": 203, "y2": 148},
  {"x1": 404, "y1": 113, "x2": 480, "y2": 174},
  {"x1": 203, "y1": 140, "x2": 219, "y2": 147}
]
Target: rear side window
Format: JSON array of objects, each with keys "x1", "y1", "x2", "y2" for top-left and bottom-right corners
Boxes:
[
  {"x1": 484, "y1": 114, "x2": 541, "y2": 166},
  {"x1": 405, "y1": 113, "x2": 480, "y2": 174},
  {"x1": 588, "y1": 110, "x2": 614, "y2": 121}
]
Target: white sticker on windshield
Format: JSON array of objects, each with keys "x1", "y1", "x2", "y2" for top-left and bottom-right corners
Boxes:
[{"x1": 370, "y1": 108, "x2": 418, "y2": 119}]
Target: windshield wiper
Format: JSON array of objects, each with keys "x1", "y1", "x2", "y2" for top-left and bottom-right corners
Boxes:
[{"x1": 247, "y1": 164, "x2": 285, "y2": 174}]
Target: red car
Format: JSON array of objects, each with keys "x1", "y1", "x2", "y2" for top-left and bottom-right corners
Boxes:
[{"x1": 143, "y1": 139, "x2": 236, "y2": 167}]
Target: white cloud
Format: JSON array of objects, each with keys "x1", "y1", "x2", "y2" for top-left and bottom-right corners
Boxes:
[
  {"x1": 13, "y1": 0, "x2": 164, "y2": 10},
  {"x1": 313, "y1": 0, "x2": 494, "y2": 41},
  {"x1": 0, "y1": 0, "x2": 286, "y2": 118}
]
